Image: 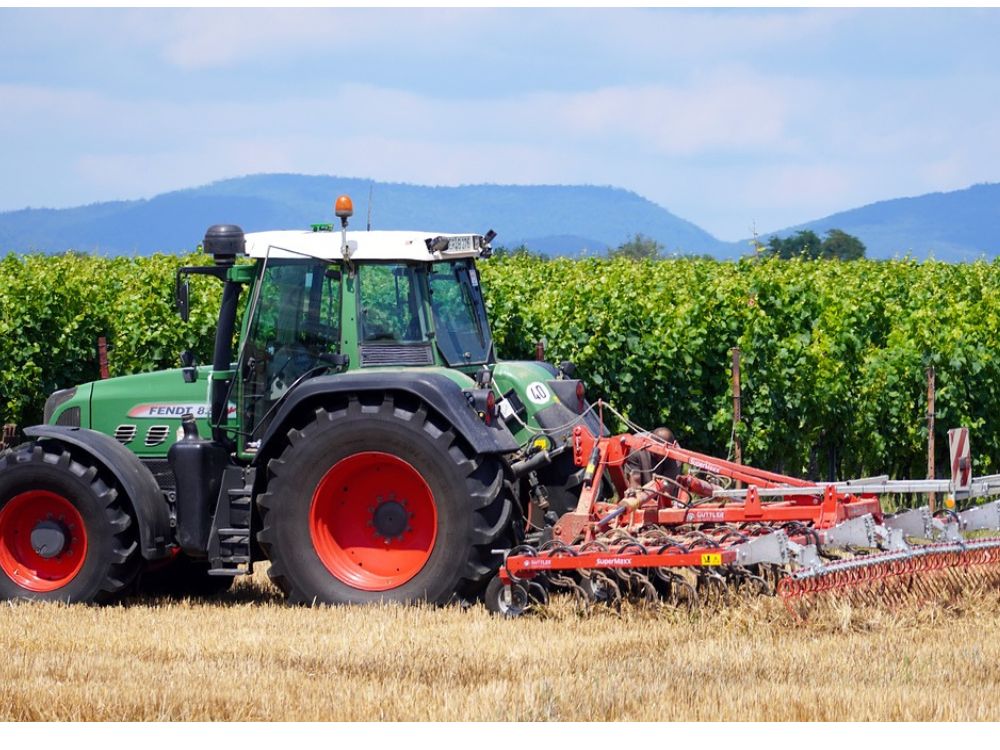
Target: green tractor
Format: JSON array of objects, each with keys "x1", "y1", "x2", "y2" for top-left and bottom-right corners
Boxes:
[{"x1": 0, "y1": 196, "x2": 603, "y2": 606}]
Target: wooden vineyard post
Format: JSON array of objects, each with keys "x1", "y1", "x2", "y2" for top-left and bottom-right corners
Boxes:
[
  {"x1": 927, "y1": 365, "x2": 936, "y2": 513},
  {"x1": 98, "y1": 336, "x2": 110, "y2": 380},
  {"x1": 732, "y1": 347, "x2": 743, "y2": 488}
]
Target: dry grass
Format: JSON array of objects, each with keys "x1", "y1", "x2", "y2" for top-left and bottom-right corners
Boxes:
[{"x1": 2, "y1": 564, "x2": 1000, "y2": 722}]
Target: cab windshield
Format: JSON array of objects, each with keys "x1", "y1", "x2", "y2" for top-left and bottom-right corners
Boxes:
[{"x1": 427, "y1": 259, "x2": 493, "y2": 366}]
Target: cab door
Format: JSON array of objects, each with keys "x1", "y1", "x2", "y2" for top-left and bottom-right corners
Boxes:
[{"x1": 238, "y1": 260, "x2": 343, "y2": 453}]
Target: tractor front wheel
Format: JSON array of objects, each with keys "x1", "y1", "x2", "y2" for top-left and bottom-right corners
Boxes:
[{"x1": 257, "y1": 393, "x2": 513, "y2": 605}]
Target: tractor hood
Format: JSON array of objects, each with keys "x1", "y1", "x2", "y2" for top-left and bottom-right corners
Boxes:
[{"x1": 85, "y1": 366, "x2": 216, "y2": 457}]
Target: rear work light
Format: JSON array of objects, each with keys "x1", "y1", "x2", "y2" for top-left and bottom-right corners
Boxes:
[{"x1": 485, "y1": 391, "x2": 496, "y2": 425}]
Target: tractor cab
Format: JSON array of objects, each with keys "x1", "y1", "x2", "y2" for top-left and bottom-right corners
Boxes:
[{"x1": 233, "y1": 227, "x2": 497, "y2": 450}]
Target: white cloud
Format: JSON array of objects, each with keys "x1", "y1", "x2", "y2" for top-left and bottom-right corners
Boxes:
[
  {"x1": 153, "y1": 8, "x2": 493, "y2": 70},
  {"x1": 566, "y1": 8, "x2": 849, "y2": 63},
  {"x1": 551, "y1": 75, "x2": 794, "y2": 156},
  {"x1": 27, "y1": 8, "x2": 846, "y2": 74},
  {"x1": 317, "y1": 74, "x2": 799, "y2": 159}
]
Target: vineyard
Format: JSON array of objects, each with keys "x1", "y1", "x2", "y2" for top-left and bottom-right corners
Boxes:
[{"x1": 3, "y1": 251, "x2": 1000, "y2": 479}]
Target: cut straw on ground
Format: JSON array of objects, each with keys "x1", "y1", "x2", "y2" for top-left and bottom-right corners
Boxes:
[{"x1": 2, "y1": 564, "x2": 999, "y2": 721}]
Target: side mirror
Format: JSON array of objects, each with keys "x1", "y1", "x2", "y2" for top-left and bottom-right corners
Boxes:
[
  {"x1": 175, "y1": 275, "x2": 190, "y2": 323},
  {"x1": 558, "y1": 360, "x2": 577, "y2": 379},
  {"x1": 180, "y1": 350, "x2": 198, "y2": 383}
]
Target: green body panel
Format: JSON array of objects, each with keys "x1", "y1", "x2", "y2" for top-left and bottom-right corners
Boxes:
[
  {"x1": 491, "y1": 361, "x2": 564, "y2": 446},
  {"x1": 83, "y1": 366, "x2": 215, "y2": 458},
  {"x1": 50, "y1": 364, "x2": 483, "y2": 463}
]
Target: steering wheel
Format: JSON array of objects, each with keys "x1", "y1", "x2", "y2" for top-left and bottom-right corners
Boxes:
[{"x1": 268, "y1": 342, "x2": 315, "y2": 391}]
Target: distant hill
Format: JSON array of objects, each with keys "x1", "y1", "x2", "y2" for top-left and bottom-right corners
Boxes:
[
  {"x1": 755, "y1": 182, "x2": 1000, "y2": 261},
  {"x1": 5, "y1": 174, "x2": 1000, "y2": 261},
  {"x1": 0, "y1": 174, "x2": 729, "y2": 257}
]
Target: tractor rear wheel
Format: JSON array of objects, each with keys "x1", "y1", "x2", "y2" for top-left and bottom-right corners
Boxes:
[
  {"x1": 0, "y1": 443, "x2": 139, "y2": 602},
  {"x1": 257, "y1": 393, "x2": 513, "y2": 605}
]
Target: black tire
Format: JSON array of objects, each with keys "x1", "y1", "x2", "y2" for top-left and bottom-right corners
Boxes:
[
  {"x1": 484, "y1": 575, "x2": 529, "y2": 617},
  {"x1": 257, "y1": 392, "x2": 513, "y2": 605},
  {"x1": 0, "y1": 443, "x2": 140, "y2": 603},
  {"x1": 136, "y1": 554, "x2": 235, "y2": 598},
  {"x1": 537, "y1": 450, "x2": 614, "y2": 517},
  {"x1": 537, "y1": 451, "x2": 587, "y2": 517}
]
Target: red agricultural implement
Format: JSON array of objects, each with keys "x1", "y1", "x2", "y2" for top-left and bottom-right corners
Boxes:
[{"x1": 485, "y1": 409, "x2": 1000, "y2": 616}]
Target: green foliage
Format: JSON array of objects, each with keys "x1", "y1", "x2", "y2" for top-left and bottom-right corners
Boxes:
[
  {"x1": 763, "y1": 229, "x2": 866, "y2": 260},
  {"x1": 0, "y1": 251, "x2": 219, "y2": 426},
  {"x1": 480, "y1": 254, "x2": 1000, "y2": 479},
  {"x1": 4, "y1": 251, "x2": 999, "y2": 482},
  {"x1": 609, "y1": 233, "x2": 663, "y2": 260},
  {"x1": 490, "y1": 244, "x2": 549, "y2": 261}
]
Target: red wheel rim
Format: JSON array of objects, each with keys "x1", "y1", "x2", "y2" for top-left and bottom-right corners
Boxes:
[
  {"x1": 310, "y1": 452, "x2": 437, "y2": 592},
  {"x1": 0, "y1": 490, "x2": 88, "y2": 592}
]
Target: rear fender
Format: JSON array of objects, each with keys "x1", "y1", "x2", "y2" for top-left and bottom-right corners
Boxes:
[{"x1": 22, "y1": 425, "x2": 173, "y2": 560}]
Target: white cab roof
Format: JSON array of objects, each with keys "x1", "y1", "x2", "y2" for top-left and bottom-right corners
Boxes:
[{"x1": 244, "y1": 230, "x2": 485, "y2": 262}]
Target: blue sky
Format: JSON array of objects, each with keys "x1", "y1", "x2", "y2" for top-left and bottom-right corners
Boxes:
[{"x1": 2, "y1": 7, "x2": 1000, "y2": 240}]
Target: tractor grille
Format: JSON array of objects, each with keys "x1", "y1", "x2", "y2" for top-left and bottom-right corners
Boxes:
[
  {"x1": 55, "y1": 407, "x2": 81, "y2": 427},
  {"x1": 114, "y1": 424, "x2": 137, "y2": 444},
  {"x1": 144, "y1": 425, "x2": 171, "y2": 447},
  {"x1": 360, "y1": 343, "x2": 434, "y2": 367}
]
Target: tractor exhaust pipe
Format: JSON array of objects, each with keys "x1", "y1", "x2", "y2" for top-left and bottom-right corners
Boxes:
[{"x1": 203, "y1": 224, "x2": 245, "y2": 443}]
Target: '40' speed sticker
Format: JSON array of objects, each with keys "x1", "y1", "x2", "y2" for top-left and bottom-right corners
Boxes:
[{"x1": 525, "y1": 381, "x2": 551, "y2": 405}]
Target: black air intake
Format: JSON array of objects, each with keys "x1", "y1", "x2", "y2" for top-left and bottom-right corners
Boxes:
[{"x1": 204, "y1": 224, "x2": 245, "y2": 267}]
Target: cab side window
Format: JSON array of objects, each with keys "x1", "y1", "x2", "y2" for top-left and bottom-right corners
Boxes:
[{"x1": 358, "y1": 264, "x2": 425, "y2": 342}]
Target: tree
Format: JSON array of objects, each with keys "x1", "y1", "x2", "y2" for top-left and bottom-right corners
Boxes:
[
  {"x1": 820, "y1": 229, "x2": 866, "y2": 260},
  {"x1": 765, "y1": 230, "x2": 823, "y2": 260},
  {"x1": 762, "y1": 228, "x2": 865, "y2": 260},
  {"x1": 610, "y1": 233, "x2": 663, "y2": 260}
]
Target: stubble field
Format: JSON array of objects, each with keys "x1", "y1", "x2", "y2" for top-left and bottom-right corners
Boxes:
[{"x1": 2, "y1": 564, "x2": 999, "y2": 722}]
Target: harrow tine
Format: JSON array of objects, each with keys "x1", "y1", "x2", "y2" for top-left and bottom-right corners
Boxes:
[
  {"x1": 629, "y1": 571, "x2": 660, "y2": 608},
  {"x1": 589, "y1": 570, "x2": 622, "y2": 611},
  {"x1": 548, "y1": 573, "x2": 591, "y2": 613},
  {"x1": 732, "y1": 566, "x2": 771, "y2": 596},
  {"x1": 526, "y1": 579, "x2": 550, "y2": 606},
  {"x1": 668, "y1": 573, "x2": 700, "y2": 611},
  {"x1": 697, "y1": 569, "x2": 730, "y2": 609}
]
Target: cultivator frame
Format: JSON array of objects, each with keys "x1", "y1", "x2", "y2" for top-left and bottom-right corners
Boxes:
[{"x1": 489, "y1": 417, "x2": 1000, "y2": 616}]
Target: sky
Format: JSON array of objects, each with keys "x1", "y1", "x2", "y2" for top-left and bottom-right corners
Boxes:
[{"x1": 2, "y1": 7, "x2": 1000, "y2": 240}]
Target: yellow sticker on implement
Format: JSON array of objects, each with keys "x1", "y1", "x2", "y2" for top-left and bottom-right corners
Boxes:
[{"x1": 700, "y1": 553, "x2": 722, "y2": 566}]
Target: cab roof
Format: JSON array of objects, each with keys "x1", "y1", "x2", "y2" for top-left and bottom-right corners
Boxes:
[{"x1": 243, "y1": 230, "x2": 487, "y2": 262}]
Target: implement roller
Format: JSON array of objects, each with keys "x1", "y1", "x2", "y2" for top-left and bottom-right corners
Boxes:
[{"x1": 486, "y1": 412, "x2": 1000, "y2": 616}]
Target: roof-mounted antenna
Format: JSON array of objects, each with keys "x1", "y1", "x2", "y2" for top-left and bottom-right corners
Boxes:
[{"x1": 367, "y1": 183, "x2": 374, "y2": 232}]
